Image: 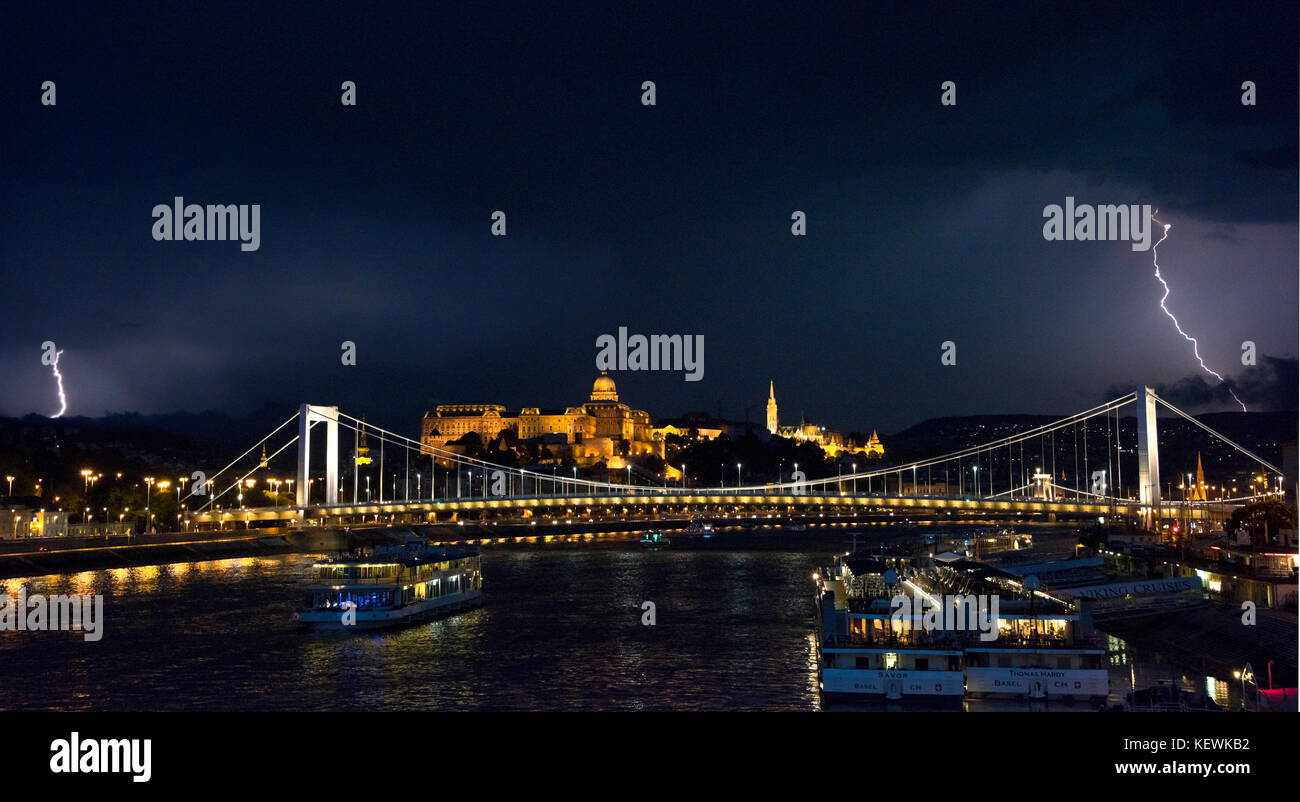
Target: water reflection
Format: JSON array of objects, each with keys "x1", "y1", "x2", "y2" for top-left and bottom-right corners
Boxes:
[{"x1": 0, "y1": 540, "x2": 1245, "y2": 712}]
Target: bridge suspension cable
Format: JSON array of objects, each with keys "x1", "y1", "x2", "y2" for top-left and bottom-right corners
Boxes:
[
  {"x1": 196, "y1": 434, "x2": 300, "y2": 513},
  {"x1": 185, "y1": 388, "x2": 1281, "y2": 521},
  {"x1": 790, "y1": 393, "x2": 1137, "y2": 491},
  {"x1": 1152, "y1": 393, "x2": 1282, "y2": 476}
]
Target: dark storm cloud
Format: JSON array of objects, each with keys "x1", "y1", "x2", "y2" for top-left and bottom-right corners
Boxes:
[
  {"x1": 1107, "y1": 356, "x2": 1298, "y2": 412},
  {"x1": 1236, "y1": 143, "x2": 1300, "y2": 170},
  {"x1": 1229, "y1": 356, "x2": 1300, "y2": 410},
  {"x1": 0, "y1": 1, "x2": 1295, "y2": 433}
]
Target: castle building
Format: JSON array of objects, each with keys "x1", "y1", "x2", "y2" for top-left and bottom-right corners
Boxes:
[{"x1": 421, "y1": 373, "x2": 663, "y2": 466}]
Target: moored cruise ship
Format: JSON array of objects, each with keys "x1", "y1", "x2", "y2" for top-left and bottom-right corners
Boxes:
[
  {"x1": 814, "y1": 552, "x2": 1108, "y2": 703},
  {"x1": 814, "y1": 554, "x2": 966, "y2": 703},
  {"x1": 296, "y1": 536, "x2": 482, "y2": 630},
  {"x1": 932, "y1": 557, "x2": 1108, "y2": 701}
]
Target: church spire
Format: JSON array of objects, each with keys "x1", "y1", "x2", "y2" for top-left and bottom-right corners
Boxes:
[
  {"x1": 1192, "y1": 452, "x2": 1207, "y2": 501},
  {"x1": 766, "y1": 380, "x2": 778, "y2": 434}
]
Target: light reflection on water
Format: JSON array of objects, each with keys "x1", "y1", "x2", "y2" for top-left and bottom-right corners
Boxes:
[
  {"x1": 0, "y1": 545, "x2": 1236, "y2": 712},
  {"x1": 0, "y1": 549, "x2": 825, "y2": 711}
]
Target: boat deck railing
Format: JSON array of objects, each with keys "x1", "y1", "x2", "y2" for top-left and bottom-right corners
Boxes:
[{"x1": 825, "y1": 630, "x2": 1099, "y2": 651}]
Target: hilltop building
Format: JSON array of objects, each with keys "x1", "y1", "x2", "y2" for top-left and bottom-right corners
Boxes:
[
  {"x1": 765, "y1": 380, "x2": 884, "y2": 459},
  {"x1": 766, "y1": 380, "x2": 779, "y2": 434},
  {"x1": 421, "y1": 373, "x2": 663, "y2": 466}
]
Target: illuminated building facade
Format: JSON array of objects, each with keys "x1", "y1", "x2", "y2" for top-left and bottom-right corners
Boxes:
[
  {"x1": 0, "y1": 505, "x2": 67, "y2": 539},
  {"x1": 421, "y1": 373, "x2": 663, "y2": 466},
  {"x1": 767, "y1": 381, "x2": 884, "y2": 459}
]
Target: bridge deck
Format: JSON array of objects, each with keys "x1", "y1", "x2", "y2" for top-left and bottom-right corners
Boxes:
[{"x1": 191, "y1": 492, "x2": 1232, "y2": 524}]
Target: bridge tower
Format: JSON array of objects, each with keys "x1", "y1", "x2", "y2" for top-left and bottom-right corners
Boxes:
[
  {"x1": 766, "y1": 380, "x2": 778, "y2": 434},
  {"x1": 297, "y1": 404, "x2": 340, "y2": 517},
  {"x1": 1135, "y1": 385, "x2": 1160, "y2": 528}
]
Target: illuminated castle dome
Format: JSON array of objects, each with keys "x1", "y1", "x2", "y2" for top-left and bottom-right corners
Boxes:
[{"x1": 590, "y1": 372, "x2": 619, "y2": 402}]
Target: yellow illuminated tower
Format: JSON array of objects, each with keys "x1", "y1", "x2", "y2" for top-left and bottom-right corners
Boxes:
[
  {"x1": 766, "y1": 381, "x2": 779, "y2": 434},
  {"x1": 355, "y1": 418, "x2": 372, "y2": 466},
  {"x1": 865, "y1": 430, "x2": 884, "y2": 458},
  {"x1": 1191, "y1": 452, "x2": 1207, "y2": 501}
]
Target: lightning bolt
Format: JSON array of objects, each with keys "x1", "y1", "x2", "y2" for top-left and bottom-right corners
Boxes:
[
  {"x1": 1151, "y1": 213, "x2": 1247, "y2": 411},
  {"x1": 49, "y1": 349, "x2": 67, "y2": 418}
]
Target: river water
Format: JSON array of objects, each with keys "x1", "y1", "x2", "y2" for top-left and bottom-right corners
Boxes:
[{"x1": 0, "y1": 530, "x2": 1240, "y2": 711}]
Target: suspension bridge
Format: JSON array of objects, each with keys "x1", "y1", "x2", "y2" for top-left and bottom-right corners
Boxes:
[{"x1": 183, "y1": 386, "x2": 1284, "y2": 532}]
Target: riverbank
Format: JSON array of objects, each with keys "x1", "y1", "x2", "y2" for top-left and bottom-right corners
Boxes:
[
  {"x1": 0, "y1": 514, "x2": 898, "y2": 578},
  {"x1": 0, "y1": 531, "x2": 338, "y2": 579}
]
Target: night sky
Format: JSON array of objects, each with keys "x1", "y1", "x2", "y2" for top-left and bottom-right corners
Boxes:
[{"x1": 2, "y1": 1, "x2": 1296, "y2": 435}]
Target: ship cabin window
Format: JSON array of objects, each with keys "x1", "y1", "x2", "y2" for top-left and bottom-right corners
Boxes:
[
  {"x1": 309, "y1": 589, "x2": 395, "y2": 610},
  {"x1": 914, "y1": 658, "x2": 929, "y2": 671},
  {"x1": 996, "y1": 655, "x2": 1012, "y2": 668},
  {"x1": 855, "y1": 656, "x2": 871, "y2": 670}
]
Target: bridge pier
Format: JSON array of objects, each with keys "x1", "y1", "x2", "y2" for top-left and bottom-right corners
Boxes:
[
  {"x1": 297, "y1": 404, "x2": 340, "y2": 524},
  {"x1": 1135, "y1": 385, "x2": 1161, "y2": 530}
]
